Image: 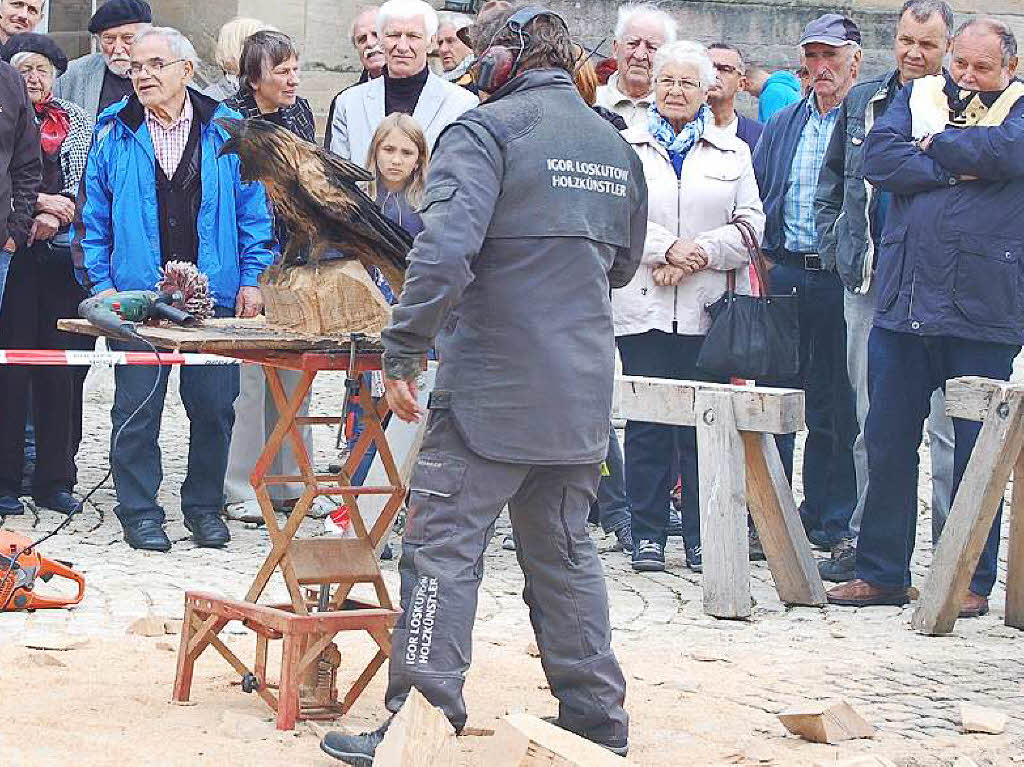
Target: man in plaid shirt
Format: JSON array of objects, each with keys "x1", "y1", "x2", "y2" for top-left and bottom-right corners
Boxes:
[
  {"x1": 752, "y1": 13, "x2": 863, "y2": 553},
  {"x1": 76, "y1": 26, "x2": 274, "y2": 553}
]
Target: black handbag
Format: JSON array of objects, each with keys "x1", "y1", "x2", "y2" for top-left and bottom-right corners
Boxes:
[{"x1": 696, "y1": 218, "x2": 800, "y2": 381}]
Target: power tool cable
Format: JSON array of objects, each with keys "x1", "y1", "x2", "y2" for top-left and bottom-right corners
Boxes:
[{"x1": 0, "y1": 334, "x2": 164, "y2": 610}]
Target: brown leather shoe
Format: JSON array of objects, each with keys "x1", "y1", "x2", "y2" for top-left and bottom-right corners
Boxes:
[
  {"x1": 959, "y1": 591, "x2": 990, "y2": 618},
  {"x1": 827, "y1": 579, "x2": 911, "y2": 607}
]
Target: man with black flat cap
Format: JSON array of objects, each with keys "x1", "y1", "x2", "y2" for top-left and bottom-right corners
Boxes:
[
  {"x1": 320, "y1": 4, "x2": 646, "y2": 764},
  {"x1": 55, "y1": 0, "x2": 152, "y2": 118}
]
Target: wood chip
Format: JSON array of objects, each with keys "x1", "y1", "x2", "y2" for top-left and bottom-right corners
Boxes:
[
  {"x1": 22, "y1": 634, "x2": 89, "y2": 651},
  {"x1": 128, "y1": 615, "x2": 168, "y2": 637},
  {"x1": 961, "y1": 703, "x2": 1007, "y2": 735},
  {"x1": 778, "y1": 700, "x2": 875, "y2": 744}
]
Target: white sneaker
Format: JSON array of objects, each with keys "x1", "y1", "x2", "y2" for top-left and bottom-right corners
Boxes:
[{"x1": 224, "y1": 500, "x2": 263, "y2": 523}]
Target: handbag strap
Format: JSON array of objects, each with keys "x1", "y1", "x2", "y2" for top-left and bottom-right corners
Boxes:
[{"x1": 731, "y1": 217, "x2": 771, "y2": 294}]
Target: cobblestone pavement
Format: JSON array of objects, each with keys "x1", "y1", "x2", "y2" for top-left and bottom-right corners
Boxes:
[{"x1": 2, "y1": 368, "x2": 1023, "y2": 765}]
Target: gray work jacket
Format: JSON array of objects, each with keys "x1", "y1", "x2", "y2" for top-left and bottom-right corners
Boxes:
[{"x1": 383, "y1": 68, "x2": 648, "y2": 464}]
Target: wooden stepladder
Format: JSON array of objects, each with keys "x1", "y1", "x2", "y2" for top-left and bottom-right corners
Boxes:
[
  {"x1": 616, "y1": 376, "x2": 825, "y2": 619},
  {"x1": 172, "y1": 349, "x2": 407, "y2": 729},
  {"x1": 913, "y1": 376, "x2": 1024, "y2": 635}
]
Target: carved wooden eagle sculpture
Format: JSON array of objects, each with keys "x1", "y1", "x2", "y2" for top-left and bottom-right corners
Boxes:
[{"x1": 216, "y1": 116, "x2": 412, "y2": 293}]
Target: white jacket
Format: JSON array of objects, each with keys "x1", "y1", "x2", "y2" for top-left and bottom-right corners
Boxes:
[{"x1": 612, "y1": 123, "x2": 765, "y2": 337}]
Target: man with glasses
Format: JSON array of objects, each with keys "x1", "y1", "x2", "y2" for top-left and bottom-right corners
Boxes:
[
  {"x1": 752, "y1": 14, "x2": 863, "y2": 554},
  {"x1": 55, "y1": 0, "x2": 151, "y2": 119},
  {"x1": 595, "y1": 2, "x2": 677, "y2": 128},
  {"x1": 76, "y1": 26, "x2": 274, "y2": 552},
  {"x1": 707, "y1": 42, "x2": 762, "y2": 152}
]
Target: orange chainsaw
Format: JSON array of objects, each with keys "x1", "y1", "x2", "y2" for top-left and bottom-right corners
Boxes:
[{"x1": 0, "y1": 530, "x2": 85, "y2": 611}]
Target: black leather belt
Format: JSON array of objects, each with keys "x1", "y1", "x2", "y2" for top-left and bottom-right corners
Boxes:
[{"x1": 777, "y1": 251, "x2": 823, "y2": 271}]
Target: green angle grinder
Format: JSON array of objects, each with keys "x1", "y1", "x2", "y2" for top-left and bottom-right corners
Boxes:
[{"x1": 78, "y1": 261, "x2": 216, "y2": 340}]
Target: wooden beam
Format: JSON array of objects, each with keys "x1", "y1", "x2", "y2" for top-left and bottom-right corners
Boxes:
[
  {"x1": 944, "y1": 376, "x2": 1024, "y2": 422},
  {"x1": 487, "y1": 714, "x2": 625, "y2": 766},
  {"x1": 742, "y1": 432, "x2": 826, "y2": 606},
  {"x1": 695, "y1": 390, "x2": 751, "y2": 619},
  {"x1": 1006, "y1": 455, "x2": 1024, "y2": 630},
  {"x1": 374, "y1": 687, "x2": 457, "y2": 767},
  {"x1": 615, "y1": 376, "x2": 804, "y2": 433},
  {"x1": 913, "y1": 391, "x2": 1024, "y2": 635}
]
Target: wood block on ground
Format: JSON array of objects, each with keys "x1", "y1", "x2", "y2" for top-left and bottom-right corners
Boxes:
[
  {"x1": 261, "y1": 260, "x2": 390, "y2": 336},
  {"x1": 961, "y1": 703, "x2": 1007, "y2": 734},
  {"x1": 128, "y1": 615, "x2": 168, "y2": 637},
  {"x1": 486, "y1": 713, "x2": 625, "y2": 766},
  {"x1": 374, "y1": 687, "x2": 456, "y2": 767},
  {"x1": 778, "y1": 700, "x2": 875, "y2": 744}
]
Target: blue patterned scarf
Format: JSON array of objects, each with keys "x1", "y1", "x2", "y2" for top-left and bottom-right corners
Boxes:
[{"x1": 647, "y1": 102, "x2": 710, "y2": 177}]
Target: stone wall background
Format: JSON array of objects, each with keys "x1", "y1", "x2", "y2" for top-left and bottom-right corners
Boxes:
[{"x1": 124, "y1": 0, "x2": 1024, "y2": 128}]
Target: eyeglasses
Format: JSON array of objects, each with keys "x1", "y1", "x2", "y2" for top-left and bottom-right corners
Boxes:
[
  {"x1": 655, "y1": 77, "x2": 702, "y2": 92},
  {"x1": 127, "y1": 58, "x2": 187, "y2": 78},
  {"x1": 713, "y1": 63, "x2": 743, "y2": 76}
]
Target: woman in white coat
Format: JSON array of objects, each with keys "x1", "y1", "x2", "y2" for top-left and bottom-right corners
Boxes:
[{"x1": 614, "y1": 40, "x2": 765, "y2": 574}]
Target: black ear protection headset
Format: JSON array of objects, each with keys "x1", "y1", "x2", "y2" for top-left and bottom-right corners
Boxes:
[{"x1": 473, "y1": 6, "x2": 569, "y2": 93}]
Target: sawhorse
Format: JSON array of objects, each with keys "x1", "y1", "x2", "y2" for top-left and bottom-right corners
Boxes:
[
  {"x1": 616, "y1": 376, "x2": 824, "y2": 619},
  {"x1": 172, "y1": 348, "x2": 406, "y2": 729},
  {"x1": 913, "y1": 376, "x2": 1024, "y2": 635}
]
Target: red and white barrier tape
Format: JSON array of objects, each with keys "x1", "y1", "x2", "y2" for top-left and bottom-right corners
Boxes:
[{"x1": 0, "y1": 350, "x2": 239, "y2": 366}]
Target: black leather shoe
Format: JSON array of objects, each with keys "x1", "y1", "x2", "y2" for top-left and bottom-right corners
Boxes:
[
  {"x1": 0, "y1": 494, "x2": 25, "y2": 516},
  {"x1": 185, "y1": 513, "x2": 230, "y2": 548},
  {"x1": 33, "y1": 489, "x2": 80, "y2": 516},
  {"x1": 541, "y1": 716, "x2": 628, "y2": 757},
  {"x1": 122, "y1": 518, "x2": 172, "y2": 552},
  {"x1": 321, "y1": 719, "x2": 391, "y2": 764}
]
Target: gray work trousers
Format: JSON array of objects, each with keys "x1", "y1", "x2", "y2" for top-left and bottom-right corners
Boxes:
[
  {"x1": 845, "y1": 285, "x2": 954, "y2": 543},
  {"x1": 385, "y1": 408, "x2": 629, "y2": 741}
]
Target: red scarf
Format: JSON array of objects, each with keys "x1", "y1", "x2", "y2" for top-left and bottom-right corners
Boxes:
[{"x1": 34, "y1": 95, "x2": 70, "y2": 156}]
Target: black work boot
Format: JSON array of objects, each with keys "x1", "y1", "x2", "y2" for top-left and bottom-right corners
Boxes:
[
  {"x1": 542, "y1": 716, "x2": 628, "y2": 757},
  {"x1": 320, "y1": 719, "x2": 391, "y2": 764}
]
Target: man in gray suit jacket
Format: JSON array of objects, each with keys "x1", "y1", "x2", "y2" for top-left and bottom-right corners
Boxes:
[
  {"x1": 54, "y1": 0, "x2": 151, "y2": 119},
  {"x1": 329, "y1": 0, "x2": 478, "y2": 166}
]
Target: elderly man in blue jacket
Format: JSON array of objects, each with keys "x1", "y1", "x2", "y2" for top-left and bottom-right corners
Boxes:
[
  {"x1": 827, "y1": 17, "x2": 1024, "y2": 618},
  {"x1": 77, "y1": 26, "x2": 274, "y2": 552}
]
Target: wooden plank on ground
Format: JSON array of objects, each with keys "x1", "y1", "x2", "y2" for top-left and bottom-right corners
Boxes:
[
  {"x1": 374, "y1": 687, "x2": 457, "y2": 767},
  {"x1": 945, "y1": 376, "x2": 1024, "y2": 422},
  {"x1": 1006, "y1": 455, "x2": 1024, "y2": 630},
  {"x1": 742, "y1": 432, "x2": 826, "y2": 606},
  {"x1": 58, "y1": 317, "x2": 360, "y2": 352},
  {"x1": 695, "y1": 390, "x2": 751, "y2": 619},
  {"x1": 913, "y1": 391, "x2": 1024, "y2": 635},
  {"x1": 778, "y1": 700, "x2": 875, "y2": 743},
  {"x1": 615, "y1": 376, "x2": 804, "y2": 433},
  {"x1": 487, "y1": 713, "x2": 625, "y2": 766}
]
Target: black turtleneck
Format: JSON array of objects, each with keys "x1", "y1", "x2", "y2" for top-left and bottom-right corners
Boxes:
[{"x1": 384, "y1": 65, "x2": 429, "y2": 116}]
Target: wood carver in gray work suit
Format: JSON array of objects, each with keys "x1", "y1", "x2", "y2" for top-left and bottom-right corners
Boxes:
[{"x1": 320, "y1": 5, "x2": 648, "y2": 764}]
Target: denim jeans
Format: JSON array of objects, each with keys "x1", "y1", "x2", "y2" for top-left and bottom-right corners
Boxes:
[
  {"x1": 618, "y1": 331, "x2": 717, "y2": 548},
  {"x1": 769, "y1": 264, "x2": 859, "y2": 542},
  {"x1": 110, "y1": 307, "x2": 239, "y2": 524},
  {"x1": 592, "y1": 424, "x2": 630, "y2": 534},
  {"x1": 844, "y1": 286, "x2": 954, "y2": 543},
  {"x1": 855, "y1": 327, "x2": 1020, "y2": 597}
]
